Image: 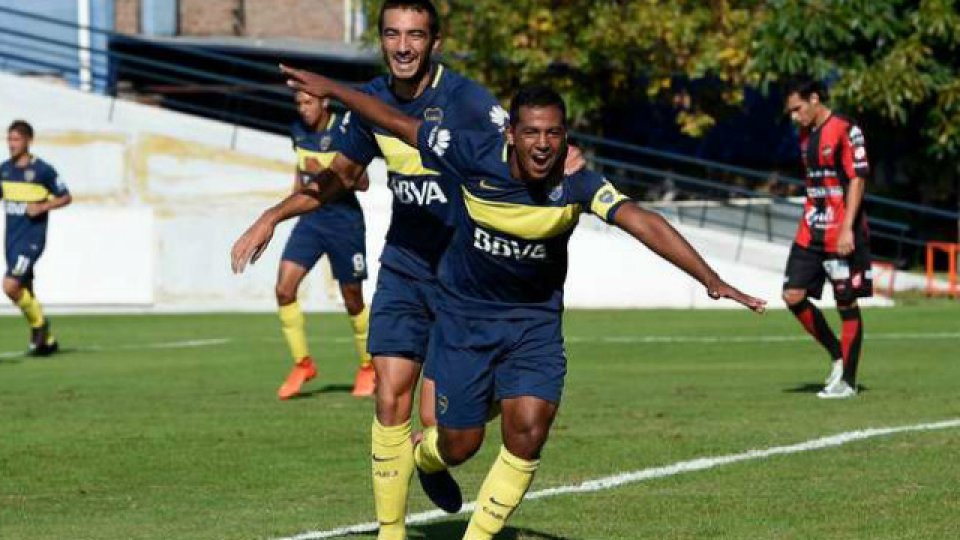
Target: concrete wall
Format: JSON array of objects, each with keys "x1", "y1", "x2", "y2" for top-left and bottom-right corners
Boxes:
[{"x1": 0, "y1": 72, "x2": 892, "y2": 314}]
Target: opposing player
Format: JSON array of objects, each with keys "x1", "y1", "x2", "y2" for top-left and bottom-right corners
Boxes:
[
  {"x1": 783, "y1": 79, "x2": 872, "y2": 399},
  {"x1": 1, "y1": 120, "x2": 72, "y2": 356},
  {"x1": 281, "y1": 67, "x2": 767, "y2": 538},
  {"x1": 234, "y1": 3, "x2": 585, "y2": 538},
  {"x1": 274, "y1": 91, "x2": 374, "y2": 400}
]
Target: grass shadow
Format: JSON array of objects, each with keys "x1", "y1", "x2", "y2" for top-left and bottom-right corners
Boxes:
[
  {"x1": 406, "y1": 520, "x2": 575, "y2": 539},
  {"x1": 784, "y1": 382, "x2": 869, "y2": 394},
  {"x1": 289, "y1": 384, "x2": 355, "y2": 399}
]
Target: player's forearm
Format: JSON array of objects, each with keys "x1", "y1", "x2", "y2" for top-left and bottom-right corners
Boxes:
[
  {"x1": 45, "y1": 194, "x2": 72, "y2": 211},
  {"x1": 841, "y1": 177, "x2": 865, "y2": 230},
  {"x1": 616, "y1": 204, "x2": 721, "y2": 288},
  {"x1": 326, "y1": 82, "x2": 421, "y2": 148},
  {"x1": 261, "y1": 190, "x2": 321, "y2": 225}
]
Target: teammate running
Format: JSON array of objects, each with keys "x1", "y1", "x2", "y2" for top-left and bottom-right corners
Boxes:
[
  {"x1": 274, "y1": 91, "x2": 374, "y2": 400},
  {"x1": 783, "y1": 79, "x2": 872, "y2": 399},
  {"x1": 279, "y1": 66, "x2": 766, "y2": 539},
  {"x1": 1, "y1": 120, "x2": 72, "y2": 356}
]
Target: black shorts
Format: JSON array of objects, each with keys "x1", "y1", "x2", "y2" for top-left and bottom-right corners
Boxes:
[{"x1": 783, "y1": 243, "x2": 873, "y2": 302}]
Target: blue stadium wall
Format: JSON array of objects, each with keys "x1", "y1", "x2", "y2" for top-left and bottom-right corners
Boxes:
[{"x1": 0, "y1": 0, "x2": 114, "y2": 93}]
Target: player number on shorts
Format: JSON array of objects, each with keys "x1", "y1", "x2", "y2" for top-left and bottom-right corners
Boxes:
[
  {"x1": 12, "y1": 255, "x2": 31, "y2": 276},
  {"x1": 352, "y1": 253, "x2": 366, "y2": 274}
]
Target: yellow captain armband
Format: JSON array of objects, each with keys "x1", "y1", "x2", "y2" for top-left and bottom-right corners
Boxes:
[{"x1": 590, "y1": 181, "x2": 629, "y2": 222}]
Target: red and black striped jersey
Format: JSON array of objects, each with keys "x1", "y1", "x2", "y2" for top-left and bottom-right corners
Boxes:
[{"x1": 795, "y1": 113, "x2": 870, "y2": 253}]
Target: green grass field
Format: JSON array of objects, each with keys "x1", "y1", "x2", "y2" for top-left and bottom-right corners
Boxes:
[{"x1": 2, "y1": 304, "x2": 959, "y2": 540}]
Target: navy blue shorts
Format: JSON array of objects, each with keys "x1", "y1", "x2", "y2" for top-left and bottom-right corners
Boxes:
[
  {"x1": 425, "y1": 308, "x2": 566, "y2": 429},
  {"x1": 367, "y1": 265, "x2": 440, "y2": 362},
  {"x1": 281, "y1": 217, "x2": 367, "y2": 284},
  {"x1": 4, "y1": 239, "x2": 44, "y2": 285}
]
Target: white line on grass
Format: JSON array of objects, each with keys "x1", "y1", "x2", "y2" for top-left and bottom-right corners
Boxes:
[
  {"x1": 295, "y1": 331, "x2": 960, "y2": 346},
  {"x1": 563, "y1": 331, "x2": 960, "y2": 345},
  {"x1": 278, "y1": 418, "x2": 960, "y2": 540},
  {"x1": 0, "y1": 338, "x2": 231, "y2": 359}
]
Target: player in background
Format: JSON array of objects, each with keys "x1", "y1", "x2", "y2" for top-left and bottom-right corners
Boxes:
[
  {"x1": 233, "y1": 2, "x2": 584, "y2": 537},
  {"x1": 783, "y1": 79, "x2": 872, "y2": 399},
  {"x1": 1, "y1": 120, "x2": 72, "y2": 356},
  {"x1": 275, "y1": 91, "x2": 374, "y2": 400},
  {"x1": 280, "y1": 67, "x2": 767, "y2": 539}
]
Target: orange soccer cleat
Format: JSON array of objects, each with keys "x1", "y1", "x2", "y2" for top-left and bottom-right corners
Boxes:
[
  {"x1": 351, "y1": 363, "x2": 376, "y2": 397},
  {"x1": 278, "y1": 357, "x2": 317, "y2": 400}
]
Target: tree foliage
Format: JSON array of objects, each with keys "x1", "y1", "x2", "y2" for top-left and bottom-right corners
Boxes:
[
  {"x1": 363, "y1": 0, "x2": 960, "y2": 161},
  {"x1": 750, "y1": 0, "x2": 960, "y2": 159}
]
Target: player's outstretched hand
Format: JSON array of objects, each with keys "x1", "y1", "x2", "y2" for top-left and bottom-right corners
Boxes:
[
  {"x1": 707, "y1": 282, "x2": 767, "y2": 314},
  {"x1": 231, "y1": 216, "x2": 275, "y2": 274},
  {"x1": 280, "y1": 64, "x2": 333, "y2": 98}
]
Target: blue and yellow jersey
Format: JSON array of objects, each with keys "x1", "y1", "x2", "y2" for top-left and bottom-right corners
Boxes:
[
  {"x1": 289, "y1": 117, "x2": 364, "y2": 232},
  {"x1": 0, "y1": 156, "x2": 68, "y2": 246},
  {"x1": 414, "y1": 123, "x2": 630, "y2": 318},
  {"x1": 338, "y1": 64, "x2": 506, "y2": 279}
]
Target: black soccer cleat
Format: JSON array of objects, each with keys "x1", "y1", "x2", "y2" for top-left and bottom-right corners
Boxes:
[
  {"x1": 28, "y1": 321, "x2": 59, "y2": 357},
  {"x1": 416, "y1": 465, "x2": 463, "y2": 513}
]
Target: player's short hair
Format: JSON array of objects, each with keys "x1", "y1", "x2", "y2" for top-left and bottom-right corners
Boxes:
[
  {"x1": 509, "y1": 85, "x2": 567, "y2": 126},
  {"x1": 378, "y1": 0, "x2": 440, "y2": 38},
  {"x1": 8, "y1": 120, "x2": 34, "y2": 139},
  {"x1": 786, "y1": 78, "x2": 829, "y2": 103}
]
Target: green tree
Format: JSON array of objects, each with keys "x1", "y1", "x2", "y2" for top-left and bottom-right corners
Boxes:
[
  {"x1": 363, "y1": 0, "x2": 960, "y2": 194},
  {"x1": 750, "y1": 0, "x2": 960, "y2": 160},
  {"x1": 365, "y1": 0, "x2": 763, "y2": 135}
]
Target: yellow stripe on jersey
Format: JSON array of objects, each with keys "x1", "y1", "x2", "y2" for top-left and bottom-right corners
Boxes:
[
  {"x1": 462, "y1": 187, "x2": 581, "y2": 241},
  {"x1": 295, "y1": 148, "x2": 337, "y2": 171},
  {"x1": 1, "y1": 181, "x2": 51, "y2": 202},
  {"x1": 374, "y1": 133, "x2": 440, "y2": 177},
  {"x1": 431, "y1": 65, "x2": 445, "y2": 89},
  {"x1": 590, "y1": 182, "x2": 629, "y2": 222}
]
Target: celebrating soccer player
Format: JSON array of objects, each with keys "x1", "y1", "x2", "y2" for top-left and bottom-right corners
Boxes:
[
  {"x1": 280, "y1": 63, "x2": 766, "y2": 538},
  {"x1": 273, "y1": 91, "x2": 375, "y2": 400},
  {"x1": 232, "y1": 3, "x2": 588, "y2": 538},
  {"x1": 782, "y1": 79, "x2": 872, "y2": 399},
  {"x1": 1, "y1": 120, "x2": 72, "y2": 356}
]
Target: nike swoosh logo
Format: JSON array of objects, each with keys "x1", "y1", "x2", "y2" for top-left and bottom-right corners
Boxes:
[
  {"x1": 478, "y1": 179, "x2": 502, "y2": 191},
  {"x1": 489, "y1": 496, "x2": 511, "y2": 508},
  {"x1": 372, "y1": 454, "x2": 399, "y2": 463}
]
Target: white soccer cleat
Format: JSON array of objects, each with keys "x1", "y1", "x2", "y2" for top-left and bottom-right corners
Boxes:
[
  {"x1": 817, "y1": 379, "x2": 857, "y2": 399},
  {"x1": 825, "y1": 359, "x2": 844, "y2": 387}
]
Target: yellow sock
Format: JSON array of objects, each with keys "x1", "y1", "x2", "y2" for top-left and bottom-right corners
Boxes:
[
  {"x1": 413, "y1": 426, "x2": 447, "y2": 473},
  {"x1": 17, "y1": 289, "x2": 45, "y2": 329},
  {"x1": 372, "y1": 418, "x2": 414, "y2": 540},
  {"x1": 278, "y1": 301, "x2": 309, "y2": 362},
  {"x1": 463, "y1": 446, "x2": 539, "y2": 540},
  {"x1": 350, "y1": 305, "x2": 372, "y2": 367}
]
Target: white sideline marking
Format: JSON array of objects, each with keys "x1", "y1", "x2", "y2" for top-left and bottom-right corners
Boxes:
[
  {"x1": 296, "y1": 331, "x2": 960, "y2": 346},
  {"x1": 0, "y1": 338, "x2": 231, "y2": 359},
  {"x1": 277, "y1": 418, "x2": 960, "y2": 540},
  {"x1": 563, "y1": 331, "x2": 960, "y2": 345}
]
